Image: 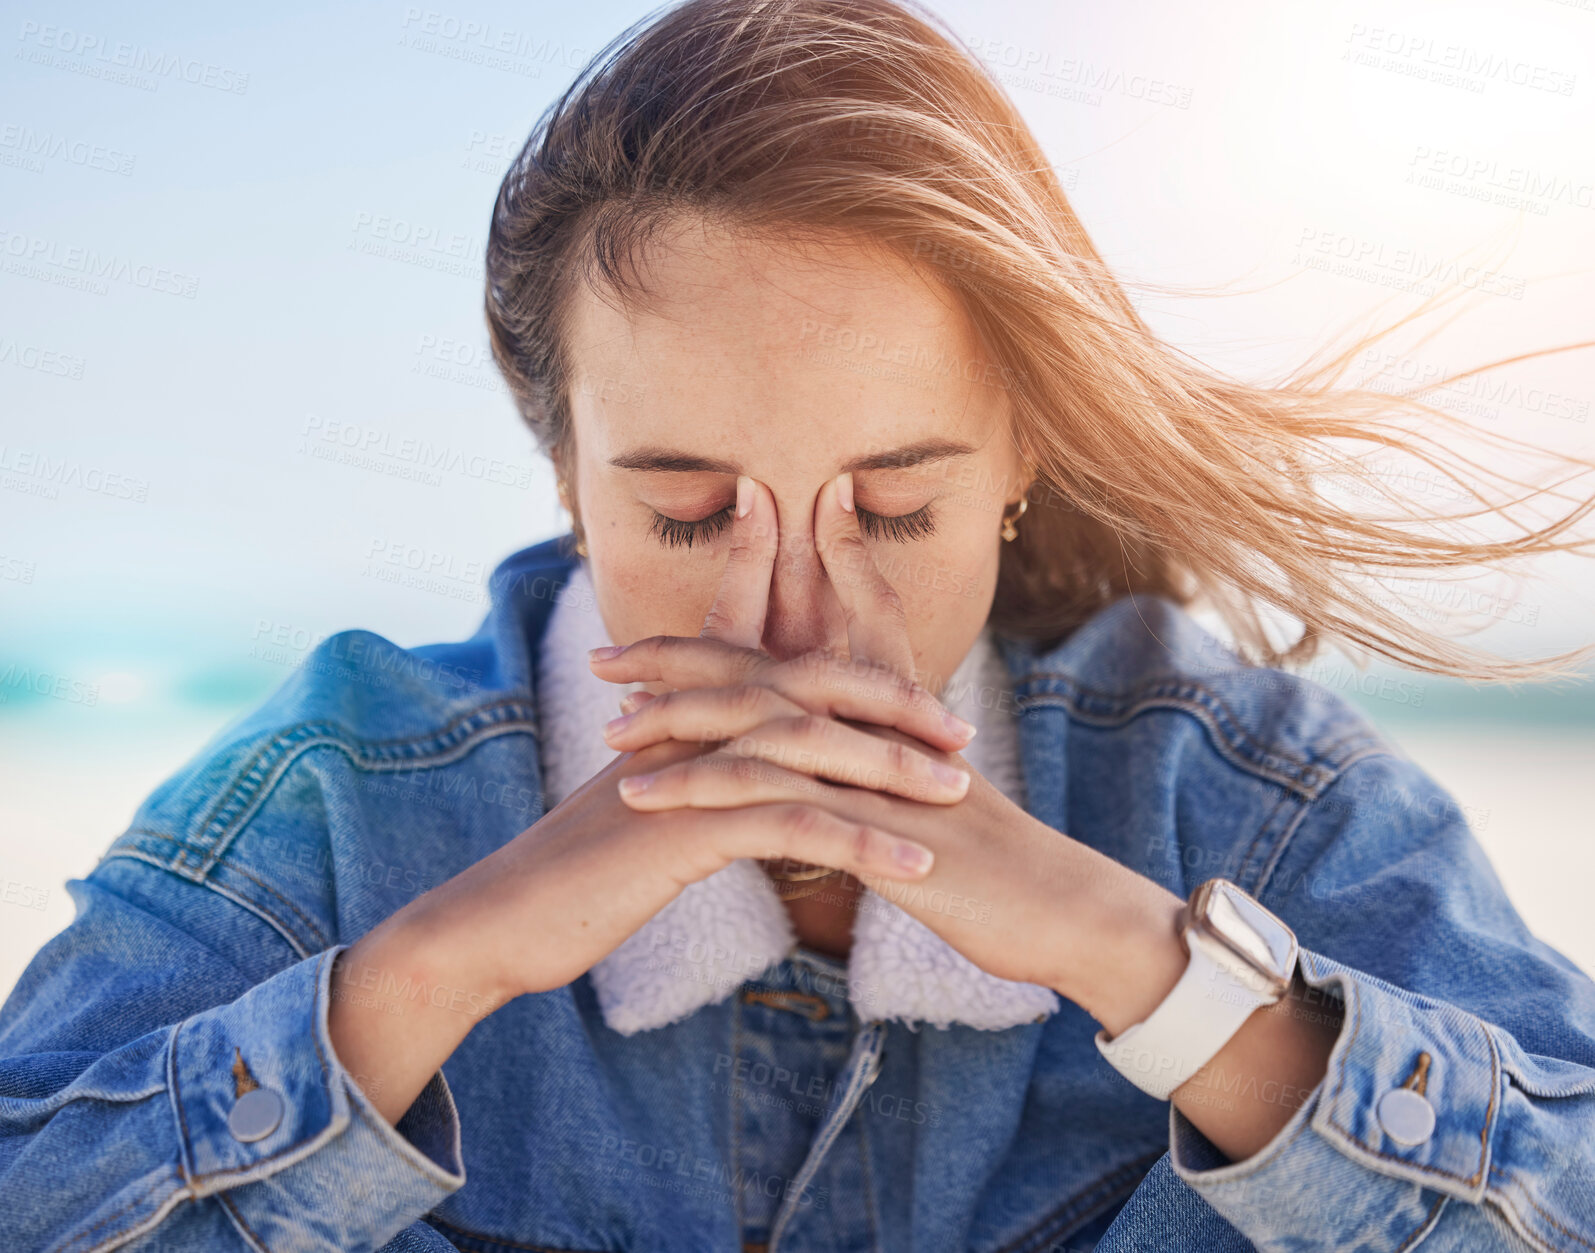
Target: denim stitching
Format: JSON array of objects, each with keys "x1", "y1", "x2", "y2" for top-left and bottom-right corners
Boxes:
[
  {"x1": 854, "y1": 1081, "x2": 881, "y2": 1253},
  {"x1": 62, "y1": 1171, "x2": 182, "y2": 1253},
  {"x1": 215, "y1": 1189, "x2": 270, "y2": 1252},
  {"x1": 1495, "y1": 1176, "x2": 1595, "y2": 1252},
  {"x1": 152, "y1": 701, "x2": 533, "y2": 873},
  {"x1": 103, "y1": 837, "x2": 321, "y2": 957},
  {"x1": 1018, "y1": 672, "x2": 1333, "y2": 768},
  {"x1": 193, "y1": 705, "x2": 539, "y2": 877},
  {"x1": 995, "y1": 1147, "x2": 1166, "y2": 1253},
  {"x1": 1231, "y1": 788, "x2": 1299, "y2": 897},
  {"x1": 1394, "y1": 1194, "x2": 1447, "y2": 1252},
  {"x1": 1018, "y1": 688, "x2": 1337, "y2": 801}
]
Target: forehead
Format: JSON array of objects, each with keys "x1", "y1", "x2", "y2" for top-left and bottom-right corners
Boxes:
[{"x1": 562, "y1": 218, "x2": 1012, "y2": 464}]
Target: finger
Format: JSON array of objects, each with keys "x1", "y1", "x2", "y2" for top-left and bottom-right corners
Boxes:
[
  {"x1": 605, "y1": 684, "x2": 808, "y2": 747},
  {"x1": 619, "y1": 747, "x2": 951, "y2": 817},
  {"x1": 618, "y1": 690, "x2": 658, "y2": 716},
  {"x1": 619, "y1": 748, "x2": 846, "y2": 811},
  {"x1": 607, "y1": 703, "x2": 971, "y2": 803},
  {"x1": 589, "y1": 633, "x2": 771, "y2": 691},
  {"x1": 698, "y1": 475, "x2": 778, "y2": 649},
  {"x1": 660, "y1": 801, "x2": 935, "y2": 885},
  {"x1": 594, "y1": 640, "x2": 975, "y2": 750},
  {"x1": 814, "y1": 472, "x2": 918, "y2": 680}
]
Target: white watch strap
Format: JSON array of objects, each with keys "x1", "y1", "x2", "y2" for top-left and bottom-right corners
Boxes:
[{"x1": 1093, "y1": 941, "x2": 1271, "y2": 1101}]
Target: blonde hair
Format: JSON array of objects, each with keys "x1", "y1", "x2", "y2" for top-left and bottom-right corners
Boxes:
[{"x1": 485, "y1": 0, "x2": 1595, "y2": 679}]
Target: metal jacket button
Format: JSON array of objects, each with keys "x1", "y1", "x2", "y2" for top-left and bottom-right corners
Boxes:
[
  {"x1": 228, "y1": 1087, "x2": 285, "y2": 1143},
  {"x1": 1377, "y1": 1087, "x2": 1436, "y2": 1146}
]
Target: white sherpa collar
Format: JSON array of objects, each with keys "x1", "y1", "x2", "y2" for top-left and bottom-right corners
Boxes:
[{"x1": 534, "y1": 559, "x2": 1061, "y2": 1035}]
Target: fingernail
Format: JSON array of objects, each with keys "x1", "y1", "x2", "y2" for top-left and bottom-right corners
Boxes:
[
  {"x1": 836, "y1": 471, "x2": 854, "y2": 514},
  {"x1": 943, "y1": 711, "x2": 977, "y2": 742},
  {"x1": 736, "y1": 475, "x2": 752, "y2": 518},
  {"x1": 892, "y1": 841, "x2": 934, "y2": 875},
  {"x1": 930, "y1": 761, "x2": 971, "y2": 792},
  {"x1": 619, "y1": 773, "x2": 655, "y2": 795},
  {"x1": 604, "y1": 713, "x2": 634, "y2": 737},
  {"x1": 589, "y1": 645, "x2": 625, "y2": 662}
]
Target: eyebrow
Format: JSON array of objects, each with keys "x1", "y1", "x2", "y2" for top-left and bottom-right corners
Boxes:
[{"x1": 607, "y1": 437, "x2": 978, "y2": 475}]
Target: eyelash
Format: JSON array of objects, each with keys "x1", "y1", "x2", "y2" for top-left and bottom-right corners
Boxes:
[{"x1": 648, "y1": 503, "x2": 938, "y2": 548}]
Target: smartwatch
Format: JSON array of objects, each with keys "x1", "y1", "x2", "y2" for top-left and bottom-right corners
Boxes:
[{"x1": 1094, "y1": 878, "x2": 1299, "y2": 1101}]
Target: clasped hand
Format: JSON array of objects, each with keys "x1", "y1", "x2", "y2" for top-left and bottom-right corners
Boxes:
[{"x1": 588, "y1": 472, "x2": 1151, "y2": 997}]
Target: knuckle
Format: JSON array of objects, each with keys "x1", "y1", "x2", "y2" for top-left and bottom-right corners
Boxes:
[
  {"x1": 883, "y1": 738, "x2": 914, "y2": 780},
  {"x1": 730, "y1": 753, "x2": 767, "y2": 782},
  {"x1": 653, "y1": 634, "x2": 685, "y2": 659},
  {"x1": 781, "y1": 804, "x2": 826, "y2": 846},
  {"x1": 726, "y1": 532, "x2": 758, "y2": 565},
  {"x1": 796, "y1": 650, "x2": 831, "y2": 684},
  {"x1": 635, "y1": 689, "x2": 671, "y2": 723},
  {"x1": 633, "y1": 740, "x2": 684, "y2": 769},
  {"x1": 889, "y1": 673, "x2": 921, "y2": 707},
  {"x1": 849, "y1": 821, "x2": 880, "y2": 868},
  {"x1": 793, "y1": 712, "x2": 833, "y2": 744},
  {"x1": 731, "y1": 682, "x2": 770, "y2": 721}
]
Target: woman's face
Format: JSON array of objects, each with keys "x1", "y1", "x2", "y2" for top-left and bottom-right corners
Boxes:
[{"x1": 560, "y1": 217, "x2": 1030, "y2": 696}]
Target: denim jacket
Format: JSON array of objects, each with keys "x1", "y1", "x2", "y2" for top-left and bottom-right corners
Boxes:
[{"x1": 4, "y1": 535, "x2": 1593, "y2": 1253}]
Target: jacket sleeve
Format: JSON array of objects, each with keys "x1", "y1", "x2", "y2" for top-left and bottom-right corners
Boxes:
[
  {"x1": 1166, "y1": 750, "x2": 1595, "y2": 1253},
  {"x1": 0, "y1": 855, "x2": 466, "y2": 1252}
]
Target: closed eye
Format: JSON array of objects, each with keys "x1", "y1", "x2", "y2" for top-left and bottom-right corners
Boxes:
[{"x1": 649, "y1": 502, "x2": 937, "y2": 548}]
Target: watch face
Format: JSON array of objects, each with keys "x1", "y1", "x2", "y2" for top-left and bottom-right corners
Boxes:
[{"x1": 1195, "y1": 880, "x2": 1298, "y2": 988}]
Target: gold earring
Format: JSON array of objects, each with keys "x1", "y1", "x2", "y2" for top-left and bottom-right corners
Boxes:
[{"x1": 1000, "y1": 498, "x2": 1028, "y2": 542}]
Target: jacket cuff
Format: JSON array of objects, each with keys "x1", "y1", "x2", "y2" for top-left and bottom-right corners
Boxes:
[
  {"x1": 1168, "y1": 947, "x2": 1503, "y2": 1249},
  {"x1": 169, "y1": 944, "x2": 465, "y2": 1247}
]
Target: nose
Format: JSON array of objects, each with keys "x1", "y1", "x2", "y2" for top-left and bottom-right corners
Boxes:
[{"x1": 759, "y1": 520, "x2": 848, "y2": 662}]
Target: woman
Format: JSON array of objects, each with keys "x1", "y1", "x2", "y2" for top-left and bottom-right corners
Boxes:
[{"x1": 4, "y1": 0, "x2": 1593, "y2": 1250}]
